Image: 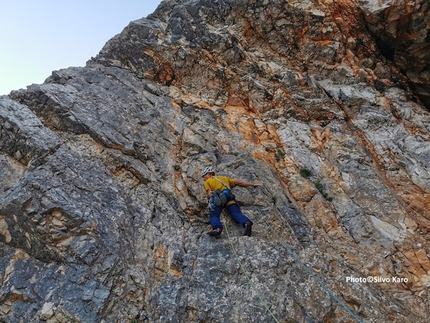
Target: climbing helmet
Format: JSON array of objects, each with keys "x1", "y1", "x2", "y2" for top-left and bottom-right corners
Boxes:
[{"x1": 201, "y1": 166, "x2": 215, "y2": 177}]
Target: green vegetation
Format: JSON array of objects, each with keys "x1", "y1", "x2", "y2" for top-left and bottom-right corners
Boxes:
[
  {"x1": 275, "y1": 149, "x2": 286, "y2": 161},
  {"x1": 313, "y1": 180, "x2": 333, "y2": 201},
  {"x1": 299, "y1": 168, "x2": 311, "y2": 178}
]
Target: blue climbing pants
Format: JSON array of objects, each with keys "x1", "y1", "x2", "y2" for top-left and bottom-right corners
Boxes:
[{"x1": 210, "y1": 203, "x2": 250, "y2": 229}]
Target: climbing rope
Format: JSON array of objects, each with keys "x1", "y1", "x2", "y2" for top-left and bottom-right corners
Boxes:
[
  {"x1": 222, "y1": 218, "x2": 281, "y2": 323},
  {"x1": 257, "y1": 208, "x2": 363, "y2": 323}
]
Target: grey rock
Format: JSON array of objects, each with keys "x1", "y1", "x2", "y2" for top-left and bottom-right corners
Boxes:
[{"x1": 1, "y1": 0, "x2": 429, "y2": 322}]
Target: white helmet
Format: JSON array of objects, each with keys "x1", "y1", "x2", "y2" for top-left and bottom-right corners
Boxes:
[{"x1": 201, "y1": 166, "x2": 215, "y2": 177}]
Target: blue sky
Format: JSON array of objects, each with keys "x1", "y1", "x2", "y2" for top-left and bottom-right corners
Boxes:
[{"x1": 0, "y1": 0, "x2": 162, "y2": 95}]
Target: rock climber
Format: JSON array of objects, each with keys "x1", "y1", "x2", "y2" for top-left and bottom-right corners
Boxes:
[{"x1": 201, "y1": 166, "x2": 260, "y2": 237}]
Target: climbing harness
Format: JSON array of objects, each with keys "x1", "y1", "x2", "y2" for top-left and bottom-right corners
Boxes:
[
  {"x1": 256, "y1": 208, "x2": 363, "y2": 323},
  {"x1": 222, "y1": 218, "x2": 281, "y2": 323}
]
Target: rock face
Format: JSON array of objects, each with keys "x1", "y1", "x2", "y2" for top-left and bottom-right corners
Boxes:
[
  {"x1": 1, "y1": 0, "x2": 429, "y2": 322},
  {"x1": 359, "y1": 0, "x2": 430, "y2": 108}
]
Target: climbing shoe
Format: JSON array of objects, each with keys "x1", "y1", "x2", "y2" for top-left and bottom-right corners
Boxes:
[
  {"x1": 244, "y1": 221, "x2": 253, "y2": 237},
  {"x1": 207, "y1": 228, "x2": 222, "y2": 236}
]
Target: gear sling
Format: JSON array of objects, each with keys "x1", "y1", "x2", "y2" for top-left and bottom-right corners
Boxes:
[{"x1": 210, "y1": 177, "x2": 235, "y2": 207}]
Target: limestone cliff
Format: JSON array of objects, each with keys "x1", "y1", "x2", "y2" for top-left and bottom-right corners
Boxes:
[
  {"x1": 1, "y1": 0, "x2": 429, "y2": 322},
  {"x1": 359, "y1": 0, "x2": 430, "y2": 108}
]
